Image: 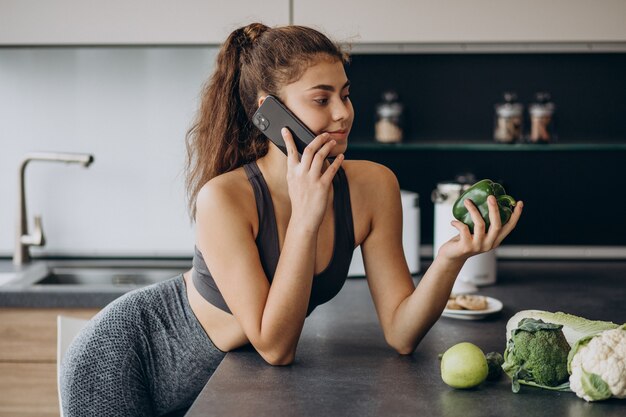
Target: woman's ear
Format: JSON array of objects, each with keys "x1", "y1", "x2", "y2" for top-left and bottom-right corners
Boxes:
[{"x1": 257, "y1": 95, "x2": 268, "y2": 108}]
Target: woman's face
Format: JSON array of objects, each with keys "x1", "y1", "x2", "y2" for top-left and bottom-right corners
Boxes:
[{"x1": 273, "y1": 57, "x2": 354, "y2": 156}]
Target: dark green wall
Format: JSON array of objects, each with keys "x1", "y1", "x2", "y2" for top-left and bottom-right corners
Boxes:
[
  {"x1": 343, "y1": 53, "x2": 626, "y2": 246},
  {"x1": 345, "y1": 148, "x2": 625, "y2": 246},
  {"x1": 346, "y1": 53, "x2": 626, "y2": 141}
]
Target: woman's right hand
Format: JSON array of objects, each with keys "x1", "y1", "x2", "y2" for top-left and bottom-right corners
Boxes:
[{"x1": 281, "y1": 128, "x2": 344, "y2": 232}]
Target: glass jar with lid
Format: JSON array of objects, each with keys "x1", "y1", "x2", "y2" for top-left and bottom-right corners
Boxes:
[
  {"x1": 493, "y1": 92, "x2": 523, "y2": 143},
  {"x1": 528, "y1": 92, "x2": 556, "y2": 143},
  {"x1": 375, "y1": 90, "x2": 404, "y2": 143}
]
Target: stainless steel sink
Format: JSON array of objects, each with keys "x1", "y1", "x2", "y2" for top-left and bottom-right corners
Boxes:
[
  {"x1": 37, "y1": 267, "x2": 185, "y2": 286},
  {"x1": 0, "y1": 259, "x2": 191, "y2": 292}
]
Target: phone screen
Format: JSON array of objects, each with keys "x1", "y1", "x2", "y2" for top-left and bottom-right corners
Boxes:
[{"x1": 252, "y1": 95, "x2": 316, "y2": 156}]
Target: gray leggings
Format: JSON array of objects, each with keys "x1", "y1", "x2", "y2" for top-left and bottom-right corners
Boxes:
[{"x1": 60, "y1": 275, "x2": 226, "y2": 416}]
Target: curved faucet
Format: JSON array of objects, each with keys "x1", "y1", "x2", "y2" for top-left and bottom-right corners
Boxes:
[{"x1": 14, "y1": 152, "x2": 95, "y2": 266}]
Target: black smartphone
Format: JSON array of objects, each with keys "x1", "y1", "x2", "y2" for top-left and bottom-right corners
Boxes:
[{"x1": 251, "y1": 95, "x2": 316, "y2": 156}]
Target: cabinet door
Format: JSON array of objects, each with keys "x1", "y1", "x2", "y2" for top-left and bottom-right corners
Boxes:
[
  {"x1": 0, "y1": 309, "x2": 98, "y2": 362},
  {"x1": 0, "y1": 309, "x2": 99, "y2": 417},
  {"x1": 294, "y1": 0, "x2": 626, "y2": 43},
  {"x1": 0, "y1": 0, "x2": 289, "y2": 45},
  {"x1": 0, "y1": 363, "x2": 59, "y2": 417}
]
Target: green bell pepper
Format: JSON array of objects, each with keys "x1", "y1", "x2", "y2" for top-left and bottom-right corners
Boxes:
[{"x1": 453, "y1": 179, "x2": 517, "y2": 233}]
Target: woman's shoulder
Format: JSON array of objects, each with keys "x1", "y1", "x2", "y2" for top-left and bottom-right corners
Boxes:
[
  {"x1": 196, "y1": 166, "x2": 255, "y2": 218},
  {"x1": 341, "y1": 160, "x2": 399, "y2": 192}
]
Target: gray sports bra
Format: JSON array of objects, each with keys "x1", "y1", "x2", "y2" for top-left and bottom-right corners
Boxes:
[{"x1": 192, "y1": 160, "x2": 355, "y2": 317}]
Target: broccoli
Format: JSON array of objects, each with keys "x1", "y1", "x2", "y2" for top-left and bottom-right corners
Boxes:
[{"x1": 502, "y1": 318, "x2": 571, "y2": 393}]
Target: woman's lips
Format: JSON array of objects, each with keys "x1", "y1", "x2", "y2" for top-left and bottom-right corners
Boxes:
[{"x1": 326, "y1": 130, "x2": 348, "y2": 141}]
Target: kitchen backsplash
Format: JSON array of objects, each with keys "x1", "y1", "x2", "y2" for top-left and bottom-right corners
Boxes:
[
  {"x1": 0, "y1": 47, "x2": 218, "y2": 256},
  {"x1": 1, "y1": 47, "x2": 625, "y2": 256}
]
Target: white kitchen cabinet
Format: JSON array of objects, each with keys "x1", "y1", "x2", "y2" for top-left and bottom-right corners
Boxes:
[
  {"x1": 294, "y1": 0, "x2": 626, "y2": 44},
  {"x1": 0, "y1": 0, "x2": 289, "y2": 45}
]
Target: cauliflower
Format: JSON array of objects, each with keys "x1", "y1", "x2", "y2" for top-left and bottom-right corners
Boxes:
[
  {"x1": 502, "y1": 318, "x2": 571, "y2": 393},
  {"x1": 568, "y1": 325, "x2": 626, "y2": 402}
]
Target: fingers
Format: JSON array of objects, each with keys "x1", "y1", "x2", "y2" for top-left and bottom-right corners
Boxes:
[
  {"x1": 483, "y1": 195, "x2": 503, "y2": 248},
  {"x1": 464, "y1": 199, "x2": 486, "y2": 240},
  {"x1": 449, "y1": 198, "x2": 523, "y2": 260},
  {"x1": 310, "y1": 138, "x2": 338, "y2": 173},
  {"x1": 450, "y1": 220, "x2": 472, "y2": 242},
  {"x1": 320, "y1": 153, "x2": 345, "y2": 184},
  {"x1": 283, "y1": 129, "x2": 338, "y2": 174},
  {"x1": 299, "y1": 132, "x2": 333, "y2": 169},
  {"x1": 281, "y1": 128, "x2": 299, "y2": 168},
  {"x1": 494, "y1": 200, "x2": 524, "y2": 247}
]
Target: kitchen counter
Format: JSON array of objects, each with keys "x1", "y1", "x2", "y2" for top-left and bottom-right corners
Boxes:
[
  {"x1": 0, "y1": 286, "x2": 129, "y2": 308},
  {"x1": 186, "y1": 261, "x2": 626, "y2": 417}
]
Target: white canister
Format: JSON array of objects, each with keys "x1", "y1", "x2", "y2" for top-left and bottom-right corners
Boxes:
[
  {"x1": 348, "y1": 190, "x2": 420, "y2": 277},
  {"x1": 432, "y1": 182, "x2": 496, "y2": 288}
]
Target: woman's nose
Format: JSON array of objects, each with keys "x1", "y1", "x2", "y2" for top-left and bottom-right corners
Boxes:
[{"x1": 331, "y1": 99, "x2": 351, "y2": 121}]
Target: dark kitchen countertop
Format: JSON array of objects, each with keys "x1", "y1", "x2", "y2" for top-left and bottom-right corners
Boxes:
[
  {"x1": 0, "y1": 287, "x2": 131, "y2": 308},
  {"x1": 186, "y1": 261, "x2": 626, "y2": 417}
]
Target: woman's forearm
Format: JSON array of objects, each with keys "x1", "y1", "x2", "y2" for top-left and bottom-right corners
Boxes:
[
  {"x1": 387, "y1": 255, "x2": 466, "y2": 354},
  {"x1": 257, "y1": 221, "x2": 318, "y2": 364}
]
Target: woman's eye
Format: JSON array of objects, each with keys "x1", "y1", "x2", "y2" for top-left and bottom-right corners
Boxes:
[{"x1": 314, "y1": 95, "x2": 350, "y2": 105}]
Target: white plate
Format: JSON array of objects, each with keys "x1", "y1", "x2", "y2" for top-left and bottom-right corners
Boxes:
[{"x1": 441, "y1": 296, "x2": 503, "y2": 320}]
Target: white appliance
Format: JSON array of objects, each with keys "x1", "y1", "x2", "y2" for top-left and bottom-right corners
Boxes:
[
  {"x1": 432, "y1": 181, "x2": 496, "y2": 290},
  {"x1": 348, "y1": 190, "x2": 420, "y2": 277}
]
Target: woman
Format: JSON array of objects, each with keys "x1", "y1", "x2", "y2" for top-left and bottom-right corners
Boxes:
[{"x1": 61, "y1": 22, "x2": 523, "y2": 416}]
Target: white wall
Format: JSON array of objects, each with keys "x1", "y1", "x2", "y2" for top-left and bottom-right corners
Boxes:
[{"x1": 0, "y1": 47, "x2": 218, "y2": 257}]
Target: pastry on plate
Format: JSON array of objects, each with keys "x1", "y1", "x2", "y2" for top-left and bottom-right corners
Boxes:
[{"x1": 455, "y1": 294, "x2": 488, "y2": 311}]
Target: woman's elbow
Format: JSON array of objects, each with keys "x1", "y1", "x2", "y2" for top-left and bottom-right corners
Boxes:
[
  {"x1": 386, "y1": 335, "x2": 416, "y2": 356},
  {"x1": 393, "y1": 345, "x2": 416, "y2": 356},
  {"x1": 260, "y1": 349, "x2": 295, "y2": 366}
]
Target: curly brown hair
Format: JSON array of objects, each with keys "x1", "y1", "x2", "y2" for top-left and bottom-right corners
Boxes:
[{"x1": 184, "y1": 23, "x2": 350, "y2": 219}]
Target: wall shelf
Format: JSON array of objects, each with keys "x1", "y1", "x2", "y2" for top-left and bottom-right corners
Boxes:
[{"x1": 348, "y1": 141, "x2": 626, "y2": 152}]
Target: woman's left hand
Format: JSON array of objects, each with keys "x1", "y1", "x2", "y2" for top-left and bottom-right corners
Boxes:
[{"x1": 438, "y1": 195, "x2": 524, "y2": 262}]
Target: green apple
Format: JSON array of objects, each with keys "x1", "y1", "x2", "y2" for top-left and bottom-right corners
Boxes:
[{"x1": 440, "y1": 342, "x2": 489, "y2": 389}]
